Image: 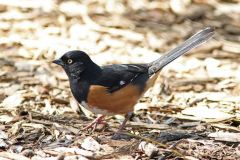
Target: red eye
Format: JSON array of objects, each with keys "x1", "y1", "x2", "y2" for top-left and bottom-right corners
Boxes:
[{"x1": 67, "y1": 59, "x2": 73, "y2": 64}]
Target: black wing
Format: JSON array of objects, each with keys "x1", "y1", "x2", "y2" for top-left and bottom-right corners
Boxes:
[{"x1": 93, "y1": 64, "x2": 149, "y2": 92}]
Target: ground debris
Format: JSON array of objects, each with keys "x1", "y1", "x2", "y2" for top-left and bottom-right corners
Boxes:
[
  {"x1": 0, "y1": 0, "x2": 239, "y2": 159},
  {"x1": 81, "y1": 137, "x2": 101, "y2": 152},
  {"x1": 0, "y1": 152, "x2": 30, "y2": 160},
  {"x1": 138, "y1": 141, "x2": 159, "y2": 158},
  {"x1": 208, "y1": 132, "x2": 240, "y2": 143},
  {"x1": 1, "y1": 92, "x2": 24, "y2": 108}
]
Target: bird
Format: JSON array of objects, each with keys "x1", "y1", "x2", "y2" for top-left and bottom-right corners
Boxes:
[{"x1": 53, "y1": 27, "x2": 214, "y2": 139}]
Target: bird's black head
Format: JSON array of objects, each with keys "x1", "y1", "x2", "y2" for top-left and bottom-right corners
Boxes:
[{"x1": 53, "y1": 50, "x2": 100, "y2": 80}]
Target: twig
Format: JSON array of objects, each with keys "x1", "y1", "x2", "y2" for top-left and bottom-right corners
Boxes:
[
  {"x1": 119, "y1": 132, "x2": 187, "y2": 159},
  {"x1": 127, "y1": 121, "x2": 170, "y2": 130}
]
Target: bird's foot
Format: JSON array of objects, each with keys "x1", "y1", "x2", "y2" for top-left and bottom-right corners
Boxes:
[
  {"x1": 83, "y1": 115, "x2": 107, "y2": 131},
  {"x1": 111, "y1": 112, "x2": 133, "y2": 140}
]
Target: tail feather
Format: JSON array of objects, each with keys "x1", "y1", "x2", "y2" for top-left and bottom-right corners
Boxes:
[{"x1": 148, "y1": 27, "x2": 215, "y2": 75}]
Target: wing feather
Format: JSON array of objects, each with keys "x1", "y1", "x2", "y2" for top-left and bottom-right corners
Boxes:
[{"x1": 93, "y1": 64, "x2": 149, "y2": 92}]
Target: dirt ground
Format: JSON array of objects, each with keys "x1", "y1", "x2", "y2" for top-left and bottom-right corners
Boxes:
[{"x1": 0, "y1": 0, "x2": 240, "y2": 159}]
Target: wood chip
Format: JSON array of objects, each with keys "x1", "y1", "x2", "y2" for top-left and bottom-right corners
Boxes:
[
  {"x1": 52, "y1": 147, "x2": 94, "y2": 158},
  {"x1": 182, "y1": 106, "x2": 234, "y2": 120},
  {"x1": 81, "y1": 137, "x2": 101, "y2": 152},
  {"x1": 138, "y1": 141, "x2": 159, "y2": 157},
  {"x1": 1, "y1": 92, "x2": 24, "y2": 108},
  {"x1": 0, "y1": 152, "x2": 30, "y2": 160},
  {"x1": 208, "y1": 132, "x2": 240, "y2": 142},
  {"x1": 128, "y1": 122, "x2": 170, "y2": 130}
]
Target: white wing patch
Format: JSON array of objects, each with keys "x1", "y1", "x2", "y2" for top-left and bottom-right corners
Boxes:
[{"x1": 119, "y1": 80, "x2": 125, "y2": 85}]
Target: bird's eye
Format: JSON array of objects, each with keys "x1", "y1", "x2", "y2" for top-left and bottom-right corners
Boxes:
[{"x1": 67, "y1": 59, "x2": 73, "y2": 64}]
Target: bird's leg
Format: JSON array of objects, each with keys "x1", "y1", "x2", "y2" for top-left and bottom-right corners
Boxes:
[
  {"x1": 83, "y1": 114, "x2": 106, "y2": 131},
  {"x1": 112, "y1": 112, "x2": 133, "y2": 139}
]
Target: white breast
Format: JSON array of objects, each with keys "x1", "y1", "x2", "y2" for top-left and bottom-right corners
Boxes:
[{"x1": 80, "y1": 101, "x2": 115, "y2": 115}]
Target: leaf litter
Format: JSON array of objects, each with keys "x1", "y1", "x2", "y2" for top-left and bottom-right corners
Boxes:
[{"x1": 0, "y1": 0, "x2": 240, "y2": 159}]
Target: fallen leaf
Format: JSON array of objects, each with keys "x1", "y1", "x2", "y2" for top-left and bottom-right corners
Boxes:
[{"x1": 81, "y1": 137, "x2": 101, "y2": 152}]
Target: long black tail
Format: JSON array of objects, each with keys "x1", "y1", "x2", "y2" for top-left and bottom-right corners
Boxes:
[{"x1": 148, "y1": 27, "x2": 214, "y2": 75}]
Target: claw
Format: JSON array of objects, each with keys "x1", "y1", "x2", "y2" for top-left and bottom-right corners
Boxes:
[{"x1": 83, "y1": 115, "x2": 106, "y2": 131}]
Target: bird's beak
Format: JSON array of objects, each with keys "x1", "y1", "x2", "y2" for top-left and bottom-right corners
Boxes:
[{"x1": 52, "y1": 59, "x2": 64, "y2": 66}]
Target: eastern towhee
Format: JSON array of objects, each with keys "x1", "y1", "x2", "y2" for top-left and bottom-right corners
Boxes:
[{"x1": 53, "y1": 27, "x2": 214, "y2": 139}]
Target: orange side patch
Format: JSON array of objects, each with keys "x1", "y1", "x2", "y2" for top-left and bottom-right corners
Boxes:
[
  {"x1": 87, "y1": 72, "x2": 160, "y2": 115},
  {"x1": 87, "y1": 84, "x2": 142, "y2": 114}
]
